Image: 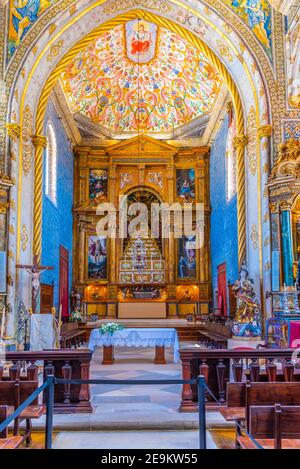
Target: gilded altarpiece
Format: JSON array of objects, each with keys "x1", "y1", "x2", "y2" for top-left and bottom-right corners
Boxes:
[{"x1": 73, "y1": 136, "x2": 210, "y2": 318}]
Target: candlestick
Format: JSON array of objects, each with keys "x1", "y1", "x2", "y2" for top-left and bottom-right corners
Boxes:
[
  {"x1": 58, "y1": 304, "x2": 62, "y2": 327},
  {"x1": 1, "y1": 306, "x2": 6, "y2": 339}
]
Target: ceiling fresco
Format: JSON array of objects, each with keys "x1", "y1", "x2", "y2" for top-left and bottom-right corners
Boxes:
[{"x1": 60, "y1": 19, "x2": 222, "y2": 135}]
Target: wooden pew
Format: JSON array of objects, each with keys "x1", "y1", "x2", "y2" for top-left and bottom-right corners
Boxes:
[
  {"x1": 0, "y1": 380, "x2": 45, "y2": 447},
  {"x1": 198, "y1": 322, "x2": 230, "y2": 349},
  {"x1": 238, "y1": 404, "x2": 300, "y2": 449},
  {"x1": 60, "y1": 321, "x2": 87, "y2": 349},
  {"x1": 0, "y1": 406, "x2": 23, "y2": 450}
]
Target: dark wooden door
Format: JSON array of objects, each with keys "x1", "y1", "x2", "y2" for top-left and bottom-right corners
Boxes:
[
  {"x1": 40, "y1": 283, "x2": 54, "y2": 313},
  {"x1": 59, "y1": 246, "x2": 69, "y2": 318},
  {"x1": 217, "y1": 263, "x2": 227, "y2": 316}
]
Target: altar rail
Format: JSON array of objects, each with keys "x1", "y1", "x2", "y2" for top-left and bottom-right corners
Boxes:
[
  {"x1": 2, "y1": 350, "x2": 93, "y2": 413},
  {"x1": 179, "y1": 347, "x2": 299, "y2": 412}
]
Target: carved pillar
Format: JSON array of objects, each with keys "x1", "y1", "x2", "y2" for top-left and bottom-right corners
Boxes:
[
  {"x1": 78, "y1": 222, "x2": 85, "y2": 283},
  {"x1": 258, "y1": 125, "x2": 272, "y2": 316},
  {"x1": 4, "y1": 124, "x2": 19, "y2": 341},
  {"x1": 270, "y1": 202, "x2": 282, "y2": 291},
  {"x1": 280, "y1": 201, "x2": 294, "y2": 287},
  {"x1": 31, "y1": 135, "x2": 48, "y2": 263},
  {"x1": 167, "y1": 164, "x2": 175, "y2": 283},
  {"x1": 109, "y1": 165, "x2": 116, "y2": 283},
  {"x1": 233, "y1": 135, "x2": 248, "y2": 267}
]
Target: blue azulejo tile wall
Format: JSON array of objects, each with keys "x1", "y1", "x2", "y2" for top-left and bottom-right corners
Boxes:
[
  {"x1": 210, "y1": 114, "x2": 238, "y2": 308},
  {"x1": 41, "y1": 100, "x2": 74, "y2": 310}
]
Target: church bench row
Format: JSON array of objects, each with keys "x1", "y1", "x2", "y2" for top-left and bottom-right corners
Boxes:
[
  {"x1": 179, "y1": 347, "x2": 298, "y2": 411},
  {"x1": 4, "y1": 349, "x2": 93, "y2": 413},
  {"x1": 221, "y1": 381, "x2": 300, "y2": 434},
  {"x1": 0, "y1": 406, "x2": 23, "y2": 449},
  {"x1": 237, "y1": 404, "x2": 300, "y2": 450},
  {"x1": 60, "y1": 321, "x2": 88, "y2": 349},
  {"x1": 0, "y1": 381, "x2": 45, "y2": 447}
]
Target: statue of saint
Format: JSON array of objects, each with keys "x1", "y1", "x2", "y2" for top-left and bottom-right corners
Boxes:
[{"x1": 232, "y1": 267, "x2": 261, "y2": 337}]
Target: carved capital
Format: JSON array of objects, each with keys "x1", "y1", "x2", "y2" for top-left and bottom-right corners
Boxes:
[
  {"x1": 233, "y1": 134, "x2": 248, "y2": 149},
  {"x1": 257, "y1": 124, "x2": 272, "y2": 139},
  {"x1": 279, "y1": 199, "x2": 293, "y2": 211},
  {"x1": 6, "y1": 123, "x2": 21, "y2": 140},
  {"x1": 31, "y1": 135, "x2": 47, "y2": 148},
  {"x1": 0, "y1": 202, "x2": 9, "y2": 214},
  {"x1": 269, "y1": 201, "x2": 278, "y2": 213},
  {"x1": 270, "y1": 138, "x2": 300, "y2": 180}
]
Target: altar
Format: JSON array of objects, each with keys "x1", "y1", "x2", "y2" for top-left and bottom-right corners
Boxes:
[
  {"x1": 88, "y1": 327, "x2": 179, "y2": 364},
  {"x1": 118, "y1": 302, "x2": 167, "y2": 319}
]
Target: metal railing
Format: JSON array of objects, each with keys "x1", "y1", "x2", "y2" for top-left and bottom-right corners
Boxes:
[{"x1": 0, "y1": 375, "x2": 263, "y2": 450}]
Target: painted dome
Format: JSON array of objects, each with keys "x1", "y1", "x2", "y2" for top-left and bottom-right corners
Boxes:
[{"x1": 61, "y1": 19, "x2": 222, "y2": 135}]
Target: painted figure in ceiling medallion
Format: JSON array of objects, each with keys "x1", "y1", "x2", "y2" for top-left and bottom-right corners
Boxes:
[{"x1": 126, "y1": 19, "x2": 158, "y2": 63}]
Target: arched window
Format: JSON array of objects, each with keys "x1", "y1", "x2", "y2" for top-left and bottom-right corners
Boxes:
[
  {"x1": 226, "y1": 113, "x2": 237, "y2": 201},
  {"x1": 45, "y1": 122, "x2": 57, "y2": 204}
]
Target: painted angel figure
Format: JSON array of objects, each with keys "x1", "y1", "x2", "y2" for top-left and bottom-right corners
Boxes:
[{"x1": 131, "y1": 22, "x2": 152, "y2": 55}]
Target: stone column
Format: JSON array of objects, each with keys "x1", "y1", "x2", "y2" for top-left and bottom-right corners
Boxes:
[
  {"x1": 5, "y1": 124, "x2": 20, "y2": 342},
  {"x1": 280, "y1": 201, "x2": 294, "y2": 287},
  {"x1": 167, "y1": 165, "x2": 175, "y2": 283},
  {"x1": 31, "y1": 135, "x2": 48, "y2": 263},
  {"x1": 233, "y1": 134, "x2": 248, "y2": 267},
  {"x1": 109, "y1": 165, "x2": 117, "y2": 283},
  {"x1": 257, "y1": 124, "x2": 272, "y2": 316}
]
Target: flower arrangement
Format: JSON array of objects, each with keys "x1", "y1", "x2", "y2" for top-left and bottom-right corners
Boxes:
[
  {"x1": 99, "y1": 322, "x2": 124, "y2": 335},
  {"x1": 69, "y1": 310, "x2": 83, "y2": 322}
]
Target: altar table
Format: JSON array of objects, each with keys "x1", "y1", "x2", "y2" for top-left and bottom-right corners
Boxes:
[{"x1": 88, "y1": 328, "x2": 179, "y2": 364}]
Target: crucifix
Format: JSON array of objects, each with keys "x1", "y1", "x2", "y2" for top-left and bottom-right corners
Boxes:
[{"x1": 16, "y1": 255, "x2": 54, "y2": 313}]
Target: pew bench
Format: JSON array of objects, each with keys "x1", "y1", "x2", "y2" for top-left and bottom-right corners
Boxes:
[
  {"x1": 237, "y1": 404, "x2": 300, "y2": 449},
  {"x1": 0, "y1": 380, "x2": 45, "y2": 447},
  {"x1": 60, "y1": 321, "x2": 87, "y2": 349},
  {"x1": 0, "y1": 406, "x2": 26, "y2": 450}
]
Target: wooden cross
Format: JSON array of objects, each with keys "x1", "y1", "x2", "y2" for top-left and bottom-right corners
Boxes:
[{"x1": 16, "y1": 255, "x2": 54, "y2": 313}]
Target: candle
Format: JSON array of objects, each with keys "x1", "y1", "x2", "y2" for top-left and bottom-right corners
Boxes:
[
  {"x1": 58, "y1": 304, "x2": 62, "y2": 327},
  {"x1": 1, "y1": 306, "x2": 6, "y2": 339}
]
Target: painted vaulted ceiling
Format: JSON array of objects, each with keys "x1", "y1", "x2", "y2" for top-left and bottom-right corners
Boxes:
[{"x1": 60, "y1": 19, "x2": 222, "y2": 136}]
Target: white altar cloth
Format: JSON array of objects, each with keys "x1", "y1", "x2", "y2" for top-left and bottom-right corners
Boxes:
[{"x1": 88, "y1": 328, "x2": 179, "y2": 363}]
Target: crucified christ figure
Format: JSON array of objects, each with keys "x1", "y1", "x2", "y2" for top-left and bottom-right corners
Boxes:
[{"x1": 16, "y1": 255, "x2": 54, "y2": 312}]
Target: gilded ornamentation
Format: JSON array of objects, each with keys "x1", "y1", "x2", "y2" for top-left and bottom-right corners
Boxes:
[
  {"x1": 47, "y1": 40, "x2": 64, "y2": 62},
  {"x1": 251, "y1": 224, "x2": 259, "y2": 249},
  {"x1": 246, "y1": 106, "x2": 257, "y2": 175},
  {"x1": 0, "y1": 171, "x2": 12, "y2": 183},
  {"x1": 233, "y1": 134, "x2": 248, "y2": 149},
  {"x1": 257, "y1": 124, "x2": 272, "y2": 138},
  {"x1": 7, "y1": 275, "x2": 14, "y2": 287},
  {"x1": 22, "y1": 105, "x2": 34, "y2": 176},
  {"x1": 148, "y1": 172, "x2": 163, "y2": 189},
  {"x1": 21, "y1": 224, "x2": 29, "y2": 252},
  {"x1": 216, "y1": 40, "x2": 233, "y2": 62},
  {"x1": 269, "y1": 202, "x2": 278, "y2": 213},
  {"x1": 31, "y1": 135, "x2": 47, "y2": 148},
  {"x1": 176, "y1": 285, "x2": 198, "y2": 301},
  {"x1": 8, "y1": 224, "x2": 15, "y2": 235},
  {"x1": 6, "y1": 123, "x2": 21, "y2": 139},
  {"x1": 120, "y1": 172, "x2": 134, "y2": 190},
  {"x1": 270, "y1": 138, "x2": 300, "y2": 179},
  {"x1": 288, "y1": 95, "x2": 300, "y2": 109},
  {"x1": 49, "y1": 23, "x2": 57, "y2": 35},
  {"x1": 0, "y1": 202, "x2": 9, "y2": 214},
  {"x1": 103, "y1": 0, "x2": 172, "y2": 15},
  {"x1": 7, "y1": 250, "x2": 14, "y2": 260}
]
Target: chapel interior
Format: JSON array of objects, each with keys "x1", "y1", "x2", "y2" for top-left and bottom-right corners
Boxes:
[{"x1": 0, "y1": 0, "x2": 300, "y2": 452}]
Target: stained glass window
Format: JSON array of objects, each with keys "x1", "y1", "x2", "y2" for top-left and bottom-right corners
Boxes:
[
  {"x1": 45, "y1": 122, "x2": 57, "y2": 204},
  {"x1": 226, "y1": 114, "x2": 237, "y2": 201}
]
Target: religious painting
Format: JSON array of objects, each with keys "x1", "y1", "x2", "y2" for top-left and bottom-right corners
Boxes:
[
  {"x1": 61, "y1": 23, "x2": 221, "y2": 134},
  {"x1": 223, "y1": 0, "x2": 272, "y2": 58},
  {"x1": 125, "y1": 19, "x2": 158, "y2": 64},
  {"x1": 7, "y1": 0, "x2": 60, "y2": 60},
  {"x1": 87, "y1": 235, "x2": 107, "y2": 280},
  {"x1": 89, "y1": 169, "x2": 108, "y2": 200},
  {"x1": 176, "y1": 169, "x2": 195, "y2": 202},
  {"x1": 177, "y1": 236, "x2": 197, "y2": 280}
]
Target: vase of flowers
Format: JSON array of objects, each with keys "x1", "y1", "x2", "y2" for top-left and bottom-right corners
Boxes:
[
  {"x1": 69, "y1": 310, "x2": 83, "y2": 322},
  {"x1": 99, "y1": 322, "x2": 124, "y2": 335}
]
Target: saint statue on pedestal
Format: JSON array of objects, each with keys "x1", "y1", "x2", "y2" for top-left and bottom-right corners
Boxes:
[{"x1": 232, "y1": 266, "x2": 261, "y2": 337}]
